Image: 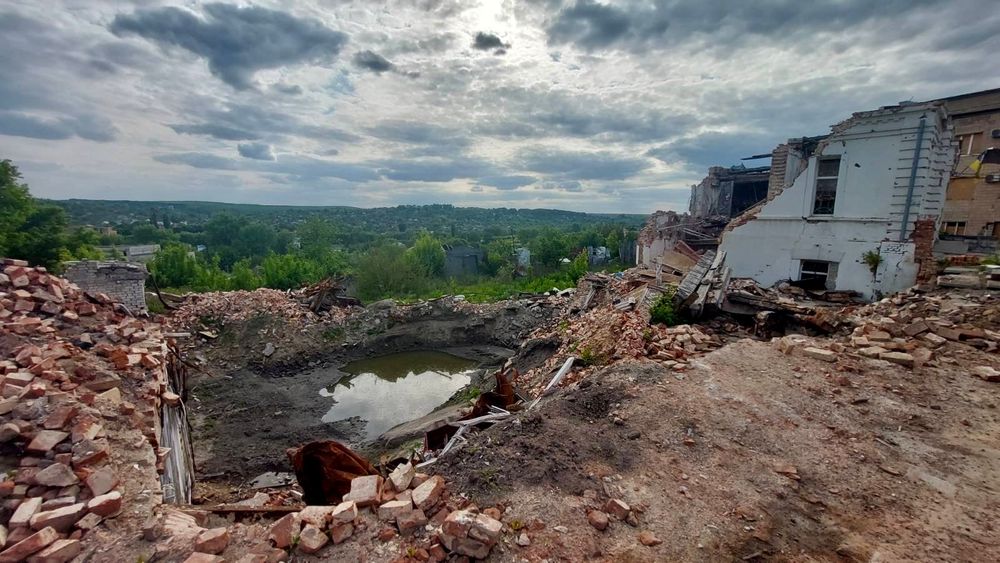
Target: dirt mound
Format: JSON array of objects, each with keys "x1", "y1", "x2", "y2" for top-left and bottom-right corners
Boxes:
[{"x1": 437, "y1": 370, "x2": 638, "y2": 505}]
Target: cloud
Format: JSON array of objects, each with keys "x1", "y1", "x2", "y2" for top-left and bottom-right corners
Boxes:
[
  {"x1": 237, "y1": 142, "x2": 276, "y2": 161},
  {"x1": 353, "y1": 50, "x2": 394, "y2": 73},
  {"x1": 477, "y1": 175, "x2": 537, "y2": 190},
  {"x1": 375, "y1": 157, "x2": 496, "y2": 182},
  {"x1": 271, "y1": 83, "x2": 303, "y2": 96},
  {"x1": 172, "y1": 103, "x2": 359, "y2": 143},
  {"x1": 537, "y1": 180, "x2": 583, "y2": 192},
  {"x1": 515, "y1": 147, "x2": 651, "y2": 180},
  {"x1": 472, "y1": 32, "x2": 510, "y2": 53},
  {"x1": 109, "y1": 3, "x2": 348, "y2": 89},
  {"x1": 170, "y1": 124, "x2": 259, "y2": 141},
  {"x1": 155, "y1": 151, "x2": 378, "y2": 182},
  {"x1": 0, "y1": 112, "x2": 118, "y2": 142},
  {"x1": 474, "y1": 85, "x2": 699, "y2": 143},
  {"x1": 647, "y1": 131, "x2": 779, "y2": 170},
  {"x1": 545, "y1": 0, "x2": 948, "y2": 52}
]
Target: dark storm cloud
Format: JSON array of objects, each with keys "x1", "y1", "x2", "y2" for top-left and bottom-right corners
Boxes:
[
  {"x1": 515, "y1": 147, "x2": 650, "y2": 180},
  {"x1": 172, "y1": 103, "x2": 359, "y2": 143},
  {"x1": 237, "y1": 142, "x2": 276, "y2": 161},
  {"x1": 109, "y1": 3, "x2": 348, "y2": 89},
  {"x1": 472, "y1": 32, "x2": 510, "y2": 52},
  {"x1": 352, "y1": 50, "x2": 394, "y2": 73},
  {"x1": 545, "y1": 0, "x2": 947, "y2": 52},
  {"x1": 477, "y1": 175, "x2": 537, "y2": 190},
  {"x1": 0, "y1": 112, "x2": 118, "y2": 142},
  {"x1": 155, "y1": 152, "x2": 378, "y2": 182}
]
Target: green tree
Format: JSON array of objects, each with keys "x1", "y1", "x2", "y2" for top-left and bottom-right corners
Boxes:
[
  {"x1": 405, "y1": 232, "x2": 445, "y2": 277},
  {"x1": 356, "y1": 244, "x2": 424, "y2": 301},
  {"x1": 605, "y1": 229, "x2": 622, "y2": 258},
  {"x1": 128, "y1": 224, "x2": 178, "y2": 245},
  {"x1": 234, "y1": 221, "x2": 277, "y2": 259},
  {"x1": 530, "y1": 227, "x2": 569, "y2": 268},
  {"x1": 229, "y1": 259, "x2": 262, "y2": 290},
  {"x1": 260, "y1": 253, "x2": 321, "y2": 290},
  {"x1": 149, "y1": 244, "x2": 201, "y2": 288},
  {"x1": 297, "y1": 217, "x2": 340, "y2": 261},
  {"x1": 0, "y1": 160, "x2": 72, "y2": 269}
]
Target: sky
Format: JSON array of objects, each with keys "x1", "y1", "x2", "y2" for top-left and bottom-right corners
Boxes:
[{"x1": 1, "y1": 0, "x2": 998, "y2": 214}]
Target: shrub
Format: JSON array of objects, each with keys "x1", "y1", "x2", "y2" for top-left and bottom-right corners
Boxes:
[
  {"x1": 649, "y1": 292, "x2": 679, "y2": 326},
  {"x1": 261, "y1": 253, "x2": 321, "y2": 290}
]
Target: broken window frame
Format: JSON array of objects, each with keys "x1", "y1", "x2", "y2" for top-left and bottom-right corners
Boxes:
[
  {"x1": 799, "y1": 260, "x2": 837, "y2": 289},
  {"x1": 940, "y1": 221, "x2": 967, "y2": 236},
  {"x1": 812, "y1": 156, "x2": 841, "y2": 216}
]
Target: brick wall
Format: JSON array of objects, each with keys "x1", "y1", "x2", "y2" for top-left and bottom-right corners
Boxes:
[
  {"x1": 911, "y1": 218, "x2": 938, "y2": 283},
  {"x1": 63, "y1": 261, "x2": 148, "y2": 313}
]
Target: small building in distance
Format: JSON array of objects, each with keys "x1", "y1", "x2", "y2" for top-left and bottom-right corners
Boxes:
[
  {"x1": 443, "y1": 245, "x2": 486, "y2": 278},
  {"x1": 123, "y1": 245, "x2": 160, "y2": 263},
  {"x1": 720, "y1": 101, "x2": 955, "y2": 299}
]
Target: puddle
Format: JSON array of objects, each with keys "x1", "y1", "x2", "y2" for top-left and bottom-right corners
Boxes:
[{"x1": 320, "y1": 351, "x2": 477, "y2": 440}]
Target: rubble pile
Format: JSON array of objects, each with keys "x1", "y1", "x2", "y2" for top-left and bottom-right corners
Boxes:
[
  {"x1": 164, "y1": 465, "x2": 506, "y2": 562},
  {"x1": 0, "y1": 258, "x2": 176, "y2": 561},
  {"x1": 166, "y1": 288, "x2": 338, "y2": 330},
  {"x1": 774, "y1": 287, "x2": 999, "y2": 376},
  {"x1": 514, "y1": 269, "x2": 728, "y2": 394}
]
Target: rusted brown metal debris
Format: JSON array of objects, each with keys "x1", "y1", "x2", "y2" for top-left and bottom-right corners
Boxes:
[{"x1": 286, "y1": 441, "x2": 377, "y2": 505}]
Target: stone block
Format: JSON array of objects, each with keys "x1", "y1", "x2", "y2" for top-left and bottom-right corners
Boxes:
[{"x1": 801, "y1": 347, "x2": 836, "y2": 362}]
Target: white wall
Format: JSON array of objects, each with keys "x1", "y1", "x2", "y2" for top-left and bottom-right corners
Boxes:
[{"x1": 720, "y1": 104, "x2": 953, "y2": 299}]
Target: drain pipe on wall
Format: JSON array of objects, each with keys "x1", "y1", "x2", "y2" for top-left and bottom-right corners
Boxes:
[{"x1": 899, "y1": 115, "x2": 927, "y2": 241}]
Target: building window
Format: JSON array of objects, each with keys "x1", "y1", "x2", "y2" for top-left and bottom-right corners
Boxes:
[
  {"x1": 799, "y1": 260, "x2": 837, "y2": 289},
  {"x1": 812, "y1": 157, "x2": 840, "y2": 215},
  {"x1": 941, "y1": 221, "x2": 966, "y2": 235}
]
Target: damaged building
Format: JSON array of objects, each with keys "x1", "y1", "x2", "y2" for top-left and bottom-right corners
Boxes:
[
  {"x1": 719, "y1": 101, "x2": 955, "y2": 300},
  {"x1": 689, "y1": 165, "x2": 771, "y2": 224},
  {"x1": 937, "y1": 88, "x2": 1000, "y2": 252}
]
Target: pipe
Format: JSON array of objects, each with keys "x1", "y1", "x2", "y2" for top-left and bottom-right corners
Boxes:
[{"x1": 900, "y1": 115, "x2": 927, "y2": 241}]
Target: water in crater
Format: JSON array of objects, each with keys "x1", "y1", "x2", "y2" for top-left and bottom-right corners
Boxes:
[{"x1": 319, "y1": 350, "x2": 477, "y2": 440}]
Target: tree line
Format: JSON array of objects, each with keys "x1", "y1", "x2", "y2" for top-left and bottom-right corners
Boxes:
[{"x1": 1, "y1": 159, "x2": 638, "y2": 302}]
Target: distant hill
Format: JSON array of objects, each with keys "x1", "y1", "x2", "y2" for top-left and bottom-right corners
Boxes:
[{"x1": 46, "y1": 199, "x2": 647, "y2": 233}]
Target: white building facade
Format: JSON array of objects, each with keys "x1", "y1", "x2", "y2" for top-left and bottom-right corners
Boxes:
[{"x1": 720, "y1": 102, "x2": 955, "y2": 300}]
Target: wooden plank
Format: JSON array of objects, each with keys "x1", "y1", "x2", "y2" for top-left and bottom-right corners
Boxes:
[
  {"x1": 676, "y1": 251, "x2": 715, "y2": 304},
  {"x1": 198, "y1": 505, "x2": 303, "y2": 514}
]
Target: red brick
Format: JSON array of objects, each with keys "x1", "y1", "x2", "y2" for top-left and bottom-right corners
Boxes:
[
  {"x1": 25, "y1": 538, "x2": 80, "y2": 562},
  {"x1": 194, "y1": 527, "x2": 229, "y2": 555},
  {"x1": 86, "y1": 491, "x2": 121, "y2": 517},
  {"x1": 26, "y1": 431, "x2": 67, "y2": 454},
  {"x1": 29, "y1": 503, "x2": 85, "y2": 533},
  {"x1": 0, "y1": 526, "x2": 59, "y2": 562}
]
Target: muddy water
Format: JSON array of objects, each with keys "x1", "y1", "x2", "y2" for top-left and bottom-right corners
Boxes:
[{"x1": 319, "y1": 351, "x2": 477, "y2": 440}]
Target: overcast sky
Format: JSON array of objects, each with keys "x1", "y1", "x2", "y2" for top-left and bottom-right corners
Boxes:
[{"x1": 1, "y1": 1, "x2": 997, "y2": 213}]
